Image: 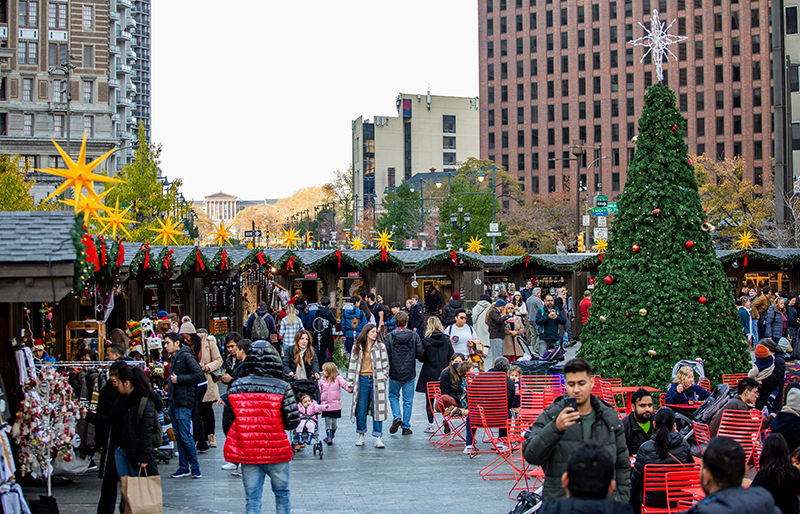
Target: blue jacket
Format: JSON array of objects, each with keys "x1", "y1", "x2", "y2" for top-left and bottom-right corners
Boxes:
[
  {"x1": 341, "y1": 305, "x2": 367, "y2": 340},
  {"x1": 664, "y1": 382, "x2": 710, "y2": 405},
  {"x1": 765, "y1": 305, "x2": 786, "y2": 340},
  {"x1": 737, "y1": 307, "x2": 751, "y2": 336}
]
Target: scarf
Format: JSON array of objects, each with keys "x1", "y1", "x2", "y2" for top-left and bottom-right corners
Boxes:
[
  {"x1": 753, "y1": 355, "x2": 775, "y2": 382},
  {"x1": 295, "y1": 348, "x2": 307, "y2": 380}
]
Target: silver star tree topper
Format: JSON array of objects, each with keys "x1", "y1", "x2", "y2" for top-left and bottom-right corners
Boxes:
[{"x1": 628, "y1": 10, "x2": 688, "y2": 83}]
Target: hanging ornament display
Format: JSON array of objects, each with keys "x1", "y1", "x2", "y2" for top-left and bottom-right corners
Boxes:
[
  {"x1": 466, "y1": 236, "x2": 485, "y2": 254},
  {"x1": 685, "y1": 240, "x2": 694, "y2": 249},
  {"x1": 280, "y1": 227, "x2": 302, "y2": 249},
  {"x1": 652, "y1": 208, "x2": 661, "y2": 216},
  {"x1": 604, "y1": 276, "x2": 614, "y2": 285},
  {"x1": 599, "y1": 315, "x2": 607, "y2": 322},
  {"x1": 632, "y1": 244, "x2": 641, "y2": 253},
  {"x1": 60, "y1": 188, "x2": 112, "y2": 224},
  {"x1": 150, "y1": 216, "x2": 183, "y2": 246},
  {"x1": 349, "y1": 237, "x2": 365, "y2": 250}
]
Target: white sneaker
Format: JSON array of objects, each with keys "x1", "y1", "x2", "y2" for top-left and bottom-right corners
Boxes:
[
  {"x1": 355, "y1": 434, "x2": 365, "y2": 446},
  {"x1": 374, "y1": 436, "x2": 385, "y2": 448},
  {"x1": 495, "y1": 443, "x2": 507, "y2": 452},
  {"x1": 221, "y1": 462, "x2": 237, "y2": 471},
  {"x1": 424, "y1": 423, "x2": 436, "y2": 434},
  {"x1": 463, "y1": 445, "x2": 473, "y2": 454}
]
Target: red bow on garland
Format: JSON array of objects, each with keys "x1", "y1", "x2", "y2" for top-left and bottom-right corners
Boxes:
[
  {"x1": 196, "y1": 248, "x2": 205, "y2": 271},
  {"x1": 336, "y1": 249, "x2": 342, "y2": 268},
  {"x1": 381, "y1": 248, "x2": 388, "y2": 262},
  {"x1": 524, "y1": 255, "x2": 531, "y2": 267},
  {"x1": 117, "y1": 239, "x2": 125, "y2": 267},
  {"x1": 221, "y1": 250, "x2": 229, "y2": 270},
  {"x1": 256, "y1": 251, "x2": 266, "y2": 265},
  {"x1": 164, "y1": 249, "x2": 174, "y2": 269},
  {"x1": 743, "y1": 253, "x2": 748, "y2": 267},
  {"x1": 143, "y1": 243, "x2": 150, "y2": 268},
  {"x1": 286, "y1": 256, "x2": 295, "y2": 272},
  {"x1": 598, "y1": 254, "x2": 603, "y2": 263},
  {"x1": 98, "y1": 236, "x2": 107, "y2": 266},
  {"x1": 450, "y1": 250, "x2": 458, "y2": 266},
  {"x1": 82, "y1": 234, "x2": 99, "y2": 272}
]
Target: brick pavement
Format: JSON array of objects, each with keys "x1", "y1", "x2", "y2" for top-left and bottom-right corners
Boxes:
[{"x1": 23, "y1": 350, "x2": 580, "y2": 514}]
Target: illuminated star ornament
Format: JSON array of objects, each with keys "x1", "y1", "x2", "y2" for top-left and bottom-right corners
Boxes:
[
  {"x1": 592, "y1": 238, "x2": 608, "y2": 253},
  {"x1": 97, "y1": 197, "x2": 137, "y2": 239},
  {"x1": 373, "y1": 230, "x2": 394, "y2": 250},
  {"x1": 210, "y1": 220, "x2": 234, "y2": 246},
  {"x1": 628, "y1": 9, "x2": 688, "y2": 82},
  {"x1": 733, "y1": 230, "x2": 757, "y2": 251},
  {"x1": 150, "y1": 216, "x2": 183, "y2": 246},
  {"x1": 466, "y1": 236, "x2": 485, "y2": 254},
  {"x1": 280, "y1": 227, "x2": 302, "y2": 249},
  {"x1": 349, "y1": 237, "x2": 365, "y2": 250},
  {"x1": 60, "y1": 188, "x2": 112, "y2": 224},
  {"x1": 35, "y1": 131, "x2": 121, "y2": 203}
]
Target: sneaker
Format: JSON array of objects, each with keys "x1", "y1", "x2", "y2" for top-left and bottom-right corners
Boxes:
[
  {"x1": 87, "y1": 460, "x2": 97, "y2": 472},
  {"x1": 402, "y1": 428, "x2": 413, "y2": 436},
  {"x1": 389, "y1": 418, "x2": 402, "y2": 434},
  {"x1": 495, "y1": 443, "x2": 507, "y2": 452},
  {"x1": 208, "y1": 434, "x2": 217, "y2": 448},
  {"x1": 424, "y1": 424, "x2": 436, "y2": 434},
  {"x1": 463, "y1": 445, "x2": 473, "y2": 454},
  {"x1": 221, "y1": 463, "x2": 237, "y2": 471},
  {"x1": 355, "y1": 434, "x2": 365, "y2": 446},
  {"x1": 191, "y1": 469, "x2": 202, "y2": 479},
  {"x1": 231, "y1": 465, "x2": 242, "y2": 477},
  {"x1": 171, "y1": 469, "x2": 191, "y2": 479},
  {"x1": 374, "y1": 436, "x2": 385, "y2": 448}
]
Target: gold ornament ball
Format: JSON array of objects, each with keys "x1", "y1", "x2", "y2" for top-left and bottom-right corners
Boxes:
[
  {"x1": 599, "y1": 315, "x2": 607, "y2": 322},
  {"x1": 648, "y1": 349, "x2": 657, "y2": 356},
  {"x1": 639, "y1": 308, "x2": 647, "y2": 316}
]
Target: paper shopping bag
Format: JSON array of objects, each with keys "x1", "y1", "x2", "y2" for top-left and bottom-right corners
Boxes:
[{"x1": 121, "y1": 471, "x2": 163, "y2": 514}]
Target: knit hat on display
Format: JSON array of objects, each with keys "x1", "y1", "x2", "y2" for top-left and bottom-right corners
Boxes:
[
  {"x1": 785, "y1": 386, "x2": 800, "y2": 412},
  {"x1": 452, "y1": 293, "x2": 461, "y2": 300},
  {"x1": 778, "y1": 337, "x2": 792, "y2": 352},
  {"x1": 754, "y1": 344, "x2": 769, "y2": 359},
  {"x1": 180, "y1": 316, "x2": 197, "y2": 335}
]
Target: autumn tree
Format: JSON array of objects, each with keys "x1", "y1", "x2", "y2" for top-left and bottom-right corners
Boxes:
[
  {"x1": 0, "y1": 155, "x2": 37, "y2": 211},
  {"x1": 499, "y1": 189, "x2": 574, "y2": 253}
]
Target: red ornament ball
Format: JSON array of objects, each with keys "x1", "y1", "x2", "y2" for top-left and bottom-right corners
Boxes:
[
  {"x1": 671, "y1": 124, "x2": 678, "y2": 131},
  {"x1": 604, "y1": 276, "x2": 613, "y2": 285},
  {"x1": 632, "y1": 244, "x2": 640, "y2": 253},
  {"x1": 625, "y1": 312, "x2": 630, "y2": 317},
  {"x1": 652, "y1": 208, "x2": 661, "y2": 216},
  {"x1": 699, "y1": 296, "x2": 707, "y2": 304},
  {"x1": 685, "y1": 240, "x2": 694, "y2": 249},
  {"x1": 688, "y1": 157, "x2": 694, "y2": 165}
]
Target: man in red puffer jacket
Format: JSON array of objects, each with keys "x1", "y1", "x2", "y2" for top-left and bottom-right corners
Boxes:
[{"x1": 222, "y1": 341, "x2": 299, "y2": 514}]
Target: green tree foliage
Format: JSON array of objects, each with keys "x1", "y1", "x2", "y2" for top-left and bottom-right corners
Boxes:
[
  {"x1": 376, "y1": 181, "x2": 423, "y2": 240},
  {"x1": 103, "y1": 124, "x2": 191, "y2": 243},
  {"x1": 578, "y1": 85, "x2": 750, "y2": 387},
  {"x1": 0, "y1": 155, "x2": 58, "y2": 211}
]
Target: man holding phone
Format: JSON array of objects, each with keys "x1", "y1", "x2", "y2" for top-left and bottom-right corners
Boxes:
[{"x1": 523, "y1": 358, "x2": 631, "y2": 503}]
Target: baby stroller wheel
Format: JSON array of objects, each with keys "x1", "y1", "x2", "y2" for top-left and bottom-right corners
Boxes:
[{"x1": 317, "y1": 442, "x2": 323, "y2": 459}]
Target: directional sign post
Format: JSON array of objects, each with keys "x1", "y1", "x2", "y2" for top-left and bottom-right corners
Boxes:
[
  {"x1": 591, "y1": 207, "x2": 608, "y2": 216},
  {"x1": 594, "y1": 195, "x2": 608, "y2": 208},
  {"x1": 486, "y1": 232, "x2": 502, "y2": 237},
  {"x1": 243, "y1": 230, "x2": 262, "y2": 238},
  {"x1": 607, "y1": 202, "x2": 618, "y2": 214}
]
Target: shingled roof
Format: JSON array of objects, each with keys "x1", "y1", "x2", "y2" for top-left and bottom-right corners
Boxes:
[{"x1": 0, "y1": 211, "x2": 78, "y2": 264}]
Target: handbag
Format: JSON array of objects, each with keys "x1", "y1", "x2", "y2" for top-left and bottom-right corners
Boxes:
[{"x1": 121, "y1": 469, "x2": 163, "y2": 514}]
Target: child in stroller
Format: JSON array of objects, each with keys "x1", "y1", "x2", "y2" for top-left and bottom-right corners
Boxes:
[{"x1": 291, "y1": 379, "x2": 325, "y2": 458}]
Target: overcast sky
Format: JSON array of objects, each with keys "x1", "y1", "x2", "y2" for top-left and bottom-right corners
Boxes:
[{"x1": 150, "y1": 1, "x2": 479, "y2": 202}]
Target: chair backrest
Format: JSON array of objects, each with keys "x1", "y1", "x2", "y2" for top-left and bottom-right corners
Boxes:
[
  {"x1": 717, "y1": 410, "x2": 762, "y2": 450},
  {"x1": 604, "y1": 378, "x2": 623, "y2": 388},
  {"x1": 722, "y1": 373, "x2": 748, "y2": 388},
  {"x1": 642, "y1": 463, "x2": 700, "y2": 508},
  {"x1": 520, "y1": 374, "x2": 565, "y2": 394},
  {"x1": 467, "y1": 372, "x2": 509, "y2": 429},
  {"x1": 426, "y1": 381, "x2": 441, "y2": 412},
  {"x1": 665, "y1": 469, "x2": 703, "y2": 511},
  {"x1": 699, "y1": 378, "x2": 711, "y2": 392},
  {"x1": 659, "y1": 393, "x2": 667, "y2": 408}
]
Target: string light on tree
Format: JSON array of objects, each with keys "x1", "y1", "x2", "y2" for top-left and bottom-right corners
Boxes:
[{"x1": 628, "y1": 9, "x2": 688, "y2": 83}]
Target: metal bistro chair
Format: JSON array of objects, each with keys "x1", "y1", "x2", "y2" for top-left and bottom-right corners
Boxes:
[
  {"x1": 426, "y1": 382, "x2": 467, "y2": 452},
  {"x1": 466, "y1": 372, "x2": 509, "y2": 457},
  {"x1": 506, "y1": 417, "x2": 545, "y2": 498},
  {"x1": 665, "y1": 468, "x2": 705, "y2": 513},
  {"x1": 641, "y1": 463, "x2": 702, "y2": 514},
  {"x1": 716, "y1": 410, "x2": 764, "y2": 464},
  {"x1": 721, "y1": 373, "x2": 749, "y2": 388}
]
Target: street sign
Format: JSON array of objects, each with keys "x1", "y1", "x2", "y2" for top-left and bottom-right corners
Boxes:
[
  {"x1": 489, "y1": 223, "x2": 499, "y2": 232},
  {"x1": 486, "y1": 232, "x2": 502, "y2": 237},
  {"x1": 304, "y1": 273, "x2": 318, "y2": 279},
  {"x1": 418, "y1": 232, "x2": 428, "y2": 236},
  {"x1": 347, "y1": 272, "x2": 360, "y2": 278},
  {"x1": 594, "y1": 195, "x2": 608, "y2": 208},
  {"x1": 582, "y1": 215, "x2": 591, "y2": 227},
  {"x1": 244, "y1": 230, "x2": 262, "y2": 238},
  {"x1": 594, "y1": 227, "x2": 608, "y2": 240},
  {"x1": 591, "y1": 207, "x2": 608, "y2": 216},
  {"x1": 597, "y1": 216, "x2": 607, "y2": 227},
  {"x1": 607, "y1": 202, "x2": 618, "y2": 214}
]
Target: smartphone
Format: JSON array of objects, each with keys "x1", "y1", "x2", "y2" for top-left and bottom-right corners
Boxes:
[{"x1": 564, "y1": 396, "x2": 577, "y2": 411}]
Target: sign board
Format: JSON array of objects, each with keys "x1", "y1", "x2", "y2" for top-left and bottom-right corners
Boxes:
[
  {"x1": 304, "y1": 273, "x2": 318, "y2": 279},
  {"x1": 607, "y1": 202, "x2": 618, "y2": 214},
  {"x1": 244, "y1": 230, "x2": 262, "y2": 238},
  {"x1": 591, "y1": 207, "x2": 608, "y2": 216},
  {"x1": 594, "y1": 227, "x2": 608, "y2": 240},
  {"x1": 597, "y1": 216, "x2": 607, "y2": 228},
  {"x1": 594, "y1": 195, "x2": 608, "y2": 207},
  {"x1": 582, "y1": 215, "x2": 591, "y2": 227},
  {"x1": 489, "y1": 223, "x2": 499, "y2": 232},
  {"x1": 347, "y1": 272, "x2": 360, "y2": 278},
  {"x1": 486, "y1": 232, "x2": 502, "y2": 237}
]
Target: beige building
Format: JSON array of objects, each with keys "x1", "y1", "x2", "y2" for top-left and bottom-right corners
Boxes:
[
  {"x1": 203, "y1": 191, "x2": 238, "y2": 222},
  {"x1": 352, "y1": 91, "x2": 480, "y2": 218}
]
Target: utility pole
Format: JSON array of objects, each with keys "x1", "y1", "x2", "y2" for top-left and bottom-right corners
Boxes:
[{"x1": 773, "y1": 0, "x2": 791, "y2": 225}]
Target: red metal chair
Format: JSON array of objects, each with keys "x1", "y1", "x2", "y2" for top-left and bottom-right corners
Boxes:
[
  {"x1": 506, "y1": 417, "x2": 545, "y2": 498},
  {"x1": 518, "y1": 388, "x2": 559, "y2": 424},
  {"x1": 642, "y1": 463, "x2": 702, "y2": 513},
  {"x1": 693, "y1": 420, "x2": 711, "y2": 455},
  {"x1": 426, "y1": 382, "x2": 467, "y2": 452},
  {"x1": 722, "y1": 373, "x2": 748, "y2": 388},
  {"x1": 520, "y1": 374, "x2": 565, "y2": 394},
  {"x1": 477, "y1": 406, "x2": 514, "y2": 480},
  {"x1": 699, "y1": 378, "x2": 711, "y2": 392},
  {"x1": 717, "y1": 410, "x2": 764, "y2": 463},
  {"x1": 665, "y1": 469, "x2": 704, "y2": 512},
  {"x1": 466, "y1": 372, "x2": 509, "y2": 456},
  {"x1": 659, "y1": 393, "x2": 667, "y2": 409}
]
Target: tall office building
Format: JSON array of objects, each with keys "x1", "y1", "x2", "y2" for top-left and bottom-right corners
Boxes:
[
  {"x1": 478, "y1": 0, "x2": 773, "y2": 202},
  {"x1": 108, "y1": 0, "x2": 140, "y2": 170},
  {"x1": 131, "y1": 0, "x2": 149, "y2": 143}
]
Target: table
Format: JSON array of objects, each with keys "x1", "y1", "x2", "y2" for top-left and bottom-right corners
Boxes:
[{"x1": 611, "y1": 386, "x2": 661, "y2": 414}]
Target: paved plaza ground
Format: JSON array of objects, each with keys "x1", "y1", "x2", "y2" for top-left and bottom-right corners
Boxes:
[{"x1": 23, "y1": 348, "x2": 580, "y2": 514}]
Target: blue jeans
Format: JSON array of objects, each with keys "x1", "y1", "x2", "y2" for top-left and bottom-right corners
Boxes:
[
  {"x1": 114, "y1": 446, "x2": 137, "y2": 514},
  {"x1": 388, "y1": 379, "x2": 415, "y2": 430},
  {"x1": 241, "y1": 462, "x2": 290, "y2": 514},
  {"x1": 355, "y1": 375, "x2": 383, "y2": 436},
  {"x1": 169, "y1": 405, "x2": 200, "y2": 472}
]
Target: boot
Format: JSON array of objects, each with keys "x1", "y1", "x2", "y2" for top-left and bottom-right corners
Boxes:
[
  {"x1": 208, "y1": 434, "x2": 217, "y2": 448},
  {"x1": 330, "y1": 428, "x2": 337, "y2": 444},
  {"x1": 324, "y1": 429, "x2": 332, "y2": 445}
]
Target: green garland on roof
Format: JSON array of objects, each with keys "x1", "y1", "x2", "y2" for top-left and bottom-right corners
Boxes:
[
  {"x1": 71, "y1": 215, "x2": 93, "y2": 292},
  {"x1": 239, "y1": 248, "x2": 274, "y2": 268},
  {"x1": 414, "y1": 251, "x2": 483, "y2": 269},
  {"x1": 275, "y1": 250, "x2": 304, "y2": 270},
  {"x1": 155, "y1": 247, "x2": 176, "y2": 277},
  {"x1": 716, "y1": 251, "x2": 744, "y2": 265},
  {"x1": 104, "y1": 237, "x2": 121, "y2": 278},
  {"x1": 129, "y1": 243, "x2": 152, "y2": 278},
  {"x1": 357, "y1": 250, "x2": 404, "y2": 269},
  {"x1": 501, "y1": 254, "x2": 560, "y2": 271},
  {"x1": 180, "y1": 246, "x2": 211, "y2": 274},
  {"x1": 570, "y1": 253, "x2": 603, "y2": 272},
  {"x1": 306, "y1": 250, "x2": 356, "y2": 269},
  {"x1": 210, "y1": 248, "x2": 235, "y2": 273}
]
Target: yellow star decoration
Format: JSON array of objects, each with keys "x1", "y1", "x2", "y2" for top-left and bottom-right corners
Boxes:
[
  {"x1": 349, "y1": 237, "x2": 365, "y2": 250},
  {"x1": 97, "y1": 197, "x2": 137, "y2": 239},
  {"x1": 60, "y1": 188, "x2": 112, "y2": 224},
  {"x1": 592, "y1": 238, "x2": 608, "y2": 253},
  {"x1": 373, "y1": 230, "x2": 394, "y2": 250},
  {"x1": 733, "y1": 230, "x2": 757, "y2": 251},
  {"x1": 35, "y1": 131, "x2": 121, "y2": 203},
  {"x1": 150, "y1": 216, "x2": 183, "y2": 246},
  {"x1": 210, "y1": 220, "x2": 234, "y2": 246},
  {"x1": 280, "y1": 227, "x2": 302, "y2": 249},
  {"x1": 466, "y1": 236, "x2": 485, "y2": 254}
]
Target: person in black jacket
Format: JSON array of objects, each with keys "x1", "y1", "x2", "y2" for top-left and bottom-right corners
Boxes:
[
  {"x1": 408, "y1": 294, "x2": 425, "y2": 334},
  {"x1": 751, "y1": 433, "x2": 800, "y2": 514},
  {"x1": 385, "y1": 310, "x2": 424, "y2": 435},
  {"x1": 621, "y1": 389, "x2": 654, "y2": 456},
  {"x1": 439, "y1": 354, "x2": 467, "y2": 412},
  {"x1": 314, "y1": 296, "x2": 338, "y2": 364},
  {"x1": 441, "y1": 293, "x2": 464, "y2": 327},
  {"x1": 758, "y1": 339, "x2": 787, "y2": 412},
  {"x1": 630, "y1": 408, "x2": 693, "y2": 514},
  {"x1": 540, "y1": 441, "x2": 635, "y2": 514},
  {"x1": 164, "y1": 332, "x2": 204, "y2": 479},
  {"x1": 772, "y1": 384, "x2": 800, "y2": 452},
  {"x1": 416, "y1": 317, "x2": 455, "y2": 433}
]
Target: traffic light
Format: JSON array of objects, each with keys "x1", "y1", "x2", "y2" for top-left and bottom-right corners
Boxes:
[
  {"x1": 577, "y1": 232, "x2": 585, "y2": 252},
  {"x1": 306, "y1": 231, "x2": 314, "y2": 248}
]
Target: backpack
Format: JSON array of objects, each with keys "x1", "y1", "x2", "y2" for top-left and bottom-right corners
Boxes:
[
  {"x1": 252, "y1": 313, "x2": 270, "y2": 340},
  {"x1": 138, "y1": 397, "x2": 163, "y2": 449}
]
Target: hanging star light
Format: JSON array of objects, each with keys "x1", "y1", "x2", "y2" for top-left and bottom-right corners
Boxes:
[
  {"x1": 349, "y1": 236, "x2": 365, "y2": 250},
  {"x1": 60, "y1": 187, "x2": 112, "y2": 224},
  {"x1": 733, "y1": 230, "x2": 757, "y2": 251},
  {"x1": 466, "y1": 236, "x2": 485, "y2": 254},
  {"x1": 374, "y1": 229, "x2": 394, "y2": 250},
  {"x1": 35, "y1": 131, "x2": 121, "y2": 203},
  {"x1": 628, "y1": 9, "x2": 688, "y2": 83},
  {"x1": 150, "y1": 216, "x2": 183, "y2": 246},
  {"x1": 280, "y1": 227, "x2": 302, "y2": 249},
  {"x1": 592, "y1": 238, "x2": 608, "y2": 253},
  {"x1": 210, "y1": 220, "x2": 234, "y2": 246},
  {"x1": 96, "y1": 197, "x2": 137, "y2": 239}
]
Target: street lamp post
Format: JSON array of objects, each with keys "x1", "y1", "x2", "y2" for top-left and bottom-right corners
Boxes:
[
  {"x1": 49, "y1": 55, "x2": 78, "y2": 158},
  {"x1": 450, "y1": 204, "x2": 471, "y2": 251}
]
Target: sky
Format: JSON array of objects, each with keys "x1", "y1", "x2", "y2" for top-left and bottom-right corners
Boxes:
[{"x1": 150, "y1": 1, "x2": 479, "y2": 202}]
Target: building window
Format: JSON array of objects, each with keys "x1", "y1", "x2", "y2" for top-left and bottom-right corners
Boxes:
[
  {"x1": 548, "y1": 128, "x2": 555, "y2": 145},
  {"x1": 502, "y1": 131, "x2": 509, "y2": 148},
  {"x1": 517, "y1": 83, "x2": 524, "y2": 101},
  {"x1": 531, "y1": 129, "x2": 539, "y2": 146},
  {"x1": 501, "y1": 39, "x2": 507, "y2": 57},
  {"x1": 753, "y1": 88, "x2": 761, "y2": 107},
  {"x1": 54, "y1": 114, "x2": 63, "y2": 137},
  {"x1": 627, "y1": 98, "x2": 634, "y2": 116},
  {"x1": 82, "y1": 81, "x2": 93, "y2": 103},
  {"x1": 548, "y1": 175, "x2": 556, "y2": 192},
  {"x1": 502, "y1": 85, "x2": 508, "y2": 102},
  {"x1": 52, "y1": 79, "x2": 63, "y2": 102},
  {"x1": 83, "y1": 5, "x2": 93, "y2": 30},
  {"x1": 19, "y1": 1, "x2": 38, "y2": 26},
  {"x1": 788, "y1": 6, "x2": 798, "y2": 34},
  {"x1": 488, "y1": 86, "x2": 494, "y2": 104},
  {"x1": 488, "y1": 133, "x2": 496, "y2": 150},
  {"x1": 517, "y1": 107, "x2": 524, "y2": 124},
  {"x1": 517, "y1": 130, "x2": 525, "y2": 147},
  {"x1": 49, "y1": 42, "x2": 67, "y2": 66},
  {"x1": 518, "y1": 154, "x2": 526, "y2": 171},
  {"x1": 548, "y1": 151, "x2": 556, "y2": 170},
  {"x1": 443, "y1": 152, "x2": 456, "y2": 166},
  {"x1": 716, "y1": 116, "x2": 725, "y2": 135},
  {"x1": 754, "y1": 167, "x2": 763, "y2": 186},
  {"x1": 23, "y1": 114, "x2": 34, "y2": 136},
  {"x1": 443, "y1": 136, "x2": 456, "y2": 149},
  {"x1": 49, "y1": 2, "x2": 67, "y2": 28},
  {"x1": 502, "y1": 108, "x2": 509, "y2": 125},
  {"x1": 84, "y1": 45, "x2": 94, "y2": 68},
  {"x1": 754, "y1": 114, "x2": 762, "y2": 133},
  {"x1": 18, "y1": 42, "x2": 37, "y2": 64},
  {"x1": 532, "y1": 175, "x2": 539, "y2": 193},
  {"x1": 22, "y1": 78, "x2": 32, "y2": 102},
  {"x1": 716, "y1": 143, "x2": 725, "y2": 160},
  {"x1": 443, "y1": 115, "x2": 456, "y2": 133},
  {"x1": 488, "y1": 109, "x2": 495, "y2": 127},
  {"x1": 754, "y1": 141, "x2": 763, "y2": 160},
  {"x1": 612, "y1": 172, "x2": 620, "y2": 191}
]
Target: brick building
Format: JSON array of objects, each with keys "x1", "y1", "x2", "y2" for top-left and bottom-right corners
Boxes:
[{"x1": 478, "y1": 0, "x2": 774, "y2": 203}]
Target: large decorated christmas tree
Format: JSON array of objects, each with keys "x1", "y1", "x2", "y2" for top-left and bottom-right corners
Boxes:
[{"x1": 578, "y1": 15, "x2": 750, "y2": 387}]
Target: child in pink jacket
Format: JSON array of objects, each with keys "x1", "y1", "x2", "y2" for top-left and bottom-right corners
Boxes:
[
  {"x1": 318, "y1": 362, "x2": 352, "y2": 445},
  {"x1": 295, "y1": 394, "x2": 325, "y2": 449}
]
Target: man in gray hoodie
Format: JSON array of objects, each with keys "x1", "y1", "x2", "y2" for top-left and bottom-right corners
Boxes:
[{"x1": 526, "y1": 287, "x2": 544, "y2": 354}]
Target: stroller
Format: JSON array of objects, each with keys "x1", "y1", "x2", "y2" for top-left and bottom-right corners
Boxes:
[{"x1": 291, "y1": 379, "x2": 324, "y2": 459}]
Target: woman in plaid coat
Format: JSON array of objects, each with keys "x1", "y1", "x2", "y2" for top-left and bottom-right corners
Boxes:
[{"x1": 346, "y1": 324, "x2": 390, "y2": 448}]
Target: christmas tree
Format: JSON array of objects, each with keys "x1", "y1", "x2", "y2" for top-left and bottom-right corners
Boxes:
[{"x1": 577, "y1": 83, "x2": 751, "y2": 388}]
